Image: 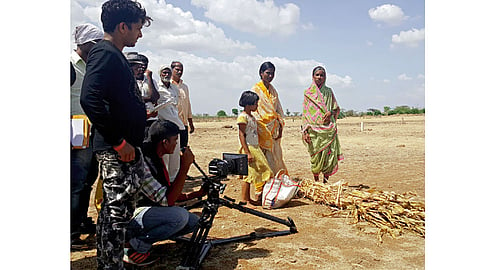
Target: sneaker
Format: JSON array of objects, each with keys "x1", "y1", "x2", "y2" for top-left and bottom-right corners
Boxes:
[{"x1": 123, "y1": 248, "x2": 159, "y2": 266}]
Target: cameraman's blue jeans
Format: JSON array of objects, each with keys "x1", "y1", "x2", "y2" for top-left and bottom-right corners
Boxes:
[{"x1": 126, "y1": 206, "x2": 199, "y2": 253}]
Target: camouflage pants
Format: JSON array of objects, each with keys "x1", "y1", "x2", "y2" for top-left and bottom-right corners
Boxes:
[{"x1": 95, "y1": 150, "x2": 145, "y2": 270}]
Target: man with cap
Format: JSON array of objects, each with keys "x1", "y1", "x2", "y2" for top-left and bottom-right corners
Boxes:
[
  {"x1": 125, "y1": 52, "x2": 159, "y2": 120},
  {"x1": 70, "y1": 22, "x2": 104, "y2": 250},
  {"x1": 155, "y1": 65, "x2": 185, "y2": 183}
]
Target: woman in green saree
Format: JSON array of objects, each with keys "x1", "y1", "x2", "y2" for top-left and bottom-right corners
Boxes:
[{"x1": 302, "y1": 66, "x2": 344, "y2": 183}]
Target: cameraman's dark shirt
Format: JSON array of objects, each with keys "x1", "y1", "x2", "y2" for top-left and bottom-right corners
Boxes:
[{"x1": 81, "y1": 40, "x2": 146, "y2": 151}]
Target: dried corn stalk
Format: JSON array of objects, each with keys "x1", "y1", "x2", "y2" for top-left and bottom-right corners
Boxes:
[{"x1": 299, "y1": 179, "x2": 425, "y2": 241}]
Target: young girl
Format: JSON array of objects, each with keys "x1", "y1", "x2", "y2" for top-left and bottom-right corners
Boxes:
[{"x1": 237, "y1": 91, "x2": 273, "y2": 207}]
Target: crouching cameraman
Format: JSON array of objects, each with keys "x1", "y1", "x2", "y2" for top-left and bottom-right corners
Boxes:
[{"x1": 124, "y1": 119, "x2": 201, "y2": 266}]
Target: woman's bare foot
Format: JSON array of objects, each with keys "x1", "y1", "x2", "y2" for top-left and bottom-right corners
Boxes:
[
  {"x1": 250, "y1": 199, "x2": 262, "y2": 206},
  {"x1": 323, "y1": 176, "x2": 329, "y2": 184},
  {"x1": 239, "y1": 200, "x2": 256, "y2": 208},
  {"x1": 251, "y1": 193, "x2": 262, "y2": 206}
]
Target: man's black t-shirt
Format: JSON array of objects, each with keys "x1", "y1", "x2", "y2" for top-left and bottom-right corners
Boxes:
[{"x1": 81, "y1": 40, "x2": 146, "y2": 151}]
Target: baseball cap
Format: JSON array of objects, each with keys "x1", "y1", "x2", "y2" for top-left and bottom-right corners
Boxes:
[
  {"x1": 124, "y1": 52, "x2": 144, "y2": 65},
  {"x1": 138, "y1": 54, "x2": 149, "y2": 65}
]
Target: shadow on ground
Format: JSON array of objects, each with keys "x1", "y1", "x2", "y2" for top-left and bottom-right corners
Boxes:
[{"x1": 72, "y1": 236, "x2": 272, "y2": 270}]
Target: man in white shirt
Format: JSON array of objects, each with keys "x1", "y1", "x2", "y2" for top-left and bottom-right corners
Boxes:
[
  {"x1": 156, "y1": 65, "x2": 185, "y2": 182},
  {"x1": 70, "y1": 23, "x2": 103, "y2": 249}
]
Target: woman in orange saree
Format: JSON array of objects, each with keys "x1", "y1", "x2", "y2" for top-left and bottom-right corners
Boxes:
[
  {"x1": 251, "y1": 62, "x2": 288, "y2": 175},
  {"x1": 302, "y1": 66, "x2": 344, "y2": 183}
]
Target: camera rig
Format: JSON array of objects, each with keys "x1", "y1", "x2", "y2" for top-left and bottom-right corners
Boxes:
[{"x1": 176, "y1": 154, "x2": 297, "y2": 270}]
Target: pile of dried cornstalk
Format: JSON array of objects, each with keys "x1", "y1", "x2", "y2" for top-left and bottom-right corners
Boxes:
[{"x1": 299, "y1": 179, "x2": 425, "y2": 241}]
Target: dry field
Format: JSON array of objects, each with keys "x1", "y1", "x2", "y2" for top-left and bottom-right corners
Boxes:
[{"x1": 71, "y1": 114, "x2": 425, "y2": 269}]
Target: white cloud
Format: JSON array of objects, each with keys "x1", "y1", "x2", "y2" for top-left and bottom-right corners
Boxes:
[
  {"x1": 366, "y1": 40, "x2": 373, "y2": 46},
  {"x1": 417, "y1": 74, "x2": 425, "y2": 80},
  {"x1": 384, "y1": 79, "x2": 391, "y2": 83},
  {"x1": 328, "y1": 75, "x2": 353, "y2": 88},
  {"x1": 398, "y1": 73, "x2": 412, "y2": 81},
  {"x1": 71, "y1": 1, "x2": 100, "y2": 27},
  {"x1": 368, "y1": 4, "x2": 408, "y2": 26},
  {"x1": 71, "y1": 0, "x2": 255, "y2": 56},
  {"x1": 301, "y1": 22, "x2": 314, "y2": 31},
  {"x1": 191, "y1": 0, "x2": 300, "y2": 36},
  {"x1": 391, "y1": 28, "x2": 425, "y2": 48}
]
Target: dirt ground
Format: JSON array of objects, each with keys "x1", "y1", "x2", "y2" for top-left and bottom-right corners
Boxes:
[{"x1": 71, "y1": 114, "x2": 425, "y2": 270}]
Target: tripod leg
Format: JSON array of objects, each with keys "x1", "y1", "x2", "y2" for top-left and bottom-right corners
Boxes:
[
  {"x1": 179, "y1": 204, "x2": 217, "y2": 269},
  {"x1": 221, "y1": 198, "x2": 297, "y2": 230}
]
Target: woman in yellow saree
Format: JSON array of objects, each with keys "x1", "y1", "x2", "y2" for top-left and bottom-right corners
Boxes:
[
  {"x1": 302, "y1": 66, "x2": 344, "y2": 183},
  {"x1": 251, "y1": 61, "x2": 288, "y2": 175}
]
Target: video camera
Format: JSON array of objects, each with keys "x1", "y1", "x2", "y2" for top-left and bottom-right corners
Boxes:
[{"x1": 207, "y1": 153, "x2": 248, "y2": 177}]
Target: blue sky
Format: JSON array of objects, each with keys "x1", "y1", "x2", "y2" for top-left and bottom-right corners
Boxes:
[{"x1": 71, "y1": 0, "x2": 425, "y2": 115}]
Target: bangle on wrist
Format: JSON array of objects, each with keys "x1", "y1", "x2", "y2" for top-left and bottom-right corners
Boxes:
[{"x1": 113, "y1": 139, "x2": 126, "y2": 151}]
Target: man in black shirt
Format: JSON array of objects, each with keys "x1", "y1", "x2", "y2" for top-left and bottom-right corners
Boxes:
[{"x1": 80, "y1": 0, "x2": 152, "y2": 269}]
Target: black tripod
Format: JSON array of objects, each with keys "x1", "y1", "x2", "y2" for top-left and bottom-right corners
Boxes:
[{"x1": 176, "y1": 161, "x2": 298, "y2": 270}]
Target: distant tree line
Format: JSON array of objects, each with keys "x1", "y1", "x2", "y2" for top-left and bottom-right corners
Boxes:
[
  {"x1": 193, "y1": 105, "x2": 424, "y2": 118},
  {"x1": 341, "y1": 106, "x2": 425, "y2": 118}
]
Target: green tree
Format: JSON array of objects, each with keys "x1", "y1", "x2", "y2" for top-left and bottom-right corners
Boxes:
[
  {"x1": 390, "y1": 106, "x2": 411, "y2": 115},
  {"x1": 367, "y1": 108, "x2": 381, "y2": 116},
  {"x1": 344, "y1": 109, "x2": 357, "y2": 117},
  {"x1": 286, "y1": 109, "x2": 291, "y2": 116},
  {"x1": 217, "y1": 110, "x2": 227, "y2": 117},
  {"x1": 232, "y1": 108, "x2": 238, "y2": 117},
  {"x1": 383, "y1": 106, "x2": 391, "y2": 115},
  {"x1": 410, "y1": 107, "x2": 420, "y2": 114}
]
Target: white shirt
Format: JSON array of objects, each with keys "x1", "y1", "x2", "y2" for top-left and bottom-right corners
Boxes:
[
  {"x1": 155, "y1": 82, "x2": 185, "y2": 130},
  {"x1": 237, "y1": 112, "x2": 259, "y2": 146},
  {"x1": 70, "y1": 51, "x2": 86, "y2": 115},
  {"x1": 137, "y1": 76, "x2": 158, "y2": 112}
]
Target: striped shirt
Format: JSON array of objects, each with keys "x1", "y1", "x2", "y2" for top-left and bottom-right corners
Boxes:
[{"x1": 136, "y1": 157, "x2": 169, "y2": 207}]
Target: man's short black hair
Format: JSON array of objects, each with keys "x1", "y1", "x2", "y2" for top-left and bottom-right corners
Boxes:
[
  {"x1": 144, "y1": 119, "x2": 180, "y2": 147},
  {"x1": 101, "y1": 0, "x2": 152, "y2": 33},
  {"x1": 171, "y1": 61, "x2": 183, "y2": 69}
]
